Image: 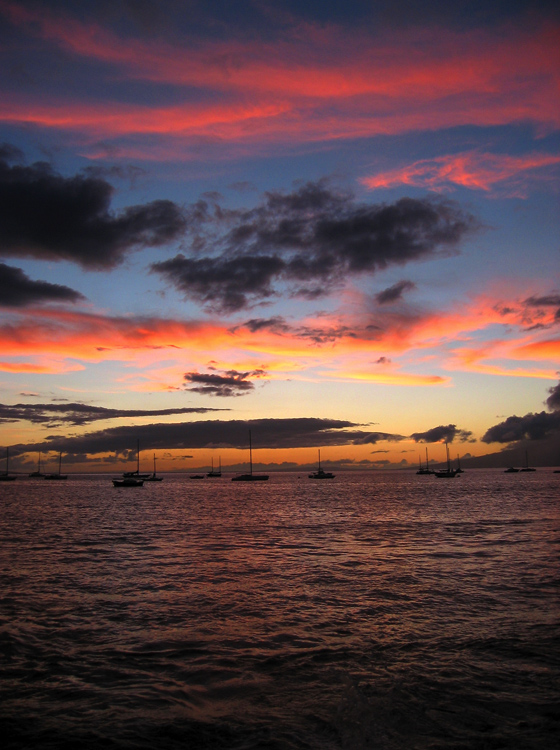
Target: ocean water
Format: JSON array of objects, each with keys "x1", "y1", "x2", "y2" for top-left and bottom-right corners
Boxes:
[{"x1": 0, "y1": 470, "x2": 558, "y2": 749}]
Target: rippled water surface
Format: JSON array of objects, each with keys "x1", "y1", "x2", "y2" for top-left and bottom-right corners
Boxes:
[{"x1": 1, "y1": 470, "x2": 559, "y2": 749}]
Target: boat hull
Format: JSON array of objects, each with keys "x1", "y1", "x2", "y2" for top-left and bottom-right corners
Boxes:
[
  {"x1": 112, "y1": 478, "x2": 144, "y2": 487},
  {"x1": 232, "y1": 474, "x2": 269, "y2": 481}
]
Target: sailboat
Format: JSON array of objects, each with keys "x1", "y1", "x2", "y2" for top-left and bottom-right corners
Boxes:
[
  {"x1": 144, "y1": 453, "x2": 163, "y2": 482},
  {"x1": 206, "y1": 456, "x2": 222, "y2": 478},
  {"x1": 29, "y1": 451, "x2": 45, "y2": 477},
  {"x1": 232, "y1": 430, "x2": 269, "y2": 481},
  {"x1": 309, "y1": 449, "x2": 335, "y2": 479},
  {"x1": 416, "y1": 447, "x2": 434, "y2": 475},
  {"x1": 123, "y1": 440, "x2": 150, "y2": 478},
  {"x1": 44, "y1": 452, "x2": 68, "y2": 480},
  {"x1": 519, "y1": 450, "x2": 536, "y2": 472},
  {"x1": 434, "y1": 442, "x2": 458, "y2": 478},
  {"x1": 456, "y1": 453, "x2": 464, "y2": 473},
  {"x1": 0, "y1": 447, "x2": 17, "y2": 481}
]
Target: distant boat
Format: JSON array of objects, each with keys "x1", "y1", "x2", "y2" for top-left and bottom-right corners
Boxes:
[
  {"x1": 112, "y1": 476, "x2": 144, "y2": 487},
  {"x1": 44, "y1": 452, "x2": 67, "y2": 480},
  {"x1": 456, "y1": 454, "x2": 464, "y2": 473},
  {"x1": 519, "y1": 450, "x2": 536, "y2": 472},
  {"x1": 309, "y1": 449, "x2": 334, "y2": 479},
  {"x1": 434, "y1": 442, "x2": 458, "y2": 478},
  {"x1": 189, "y1": 474, "x2": 205, "y2": 480},
  {"x1": 504, "y1": 466, "x2": 519, "y2": 473},
  {"x1": 0, "y1": 447, "x2": 17, "y2": 481},
  {"x1": 144, "y1": 453, "x2": 163, "y2": 482},
  {"x1": 123, "y1": 440, "x2": 150, "y2": 479},
  {"x1": 206, "y1": 456, "x2": 222, "y2": 478},
  {"x1": 416, "y1": 447, "x2": 434, "y2": 475},
  {"x1": 232, "y1": 430, "x2": 269, "y2": 481},
  {"x1": 29, "y1": 451, "x2": 45, "y2": 477}
]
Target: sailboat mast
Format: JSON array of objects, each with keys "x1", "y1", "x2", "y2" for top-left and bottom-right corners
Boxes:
[
  {"x1": 249, "y1": 430, "x2": 253, "y2": 475},
  {"x1": 136, "y1": 439, "x2": 140, "y2": 474},
  {"x1": 58, "y1": 451, "x2": 62, "y2": 475}
]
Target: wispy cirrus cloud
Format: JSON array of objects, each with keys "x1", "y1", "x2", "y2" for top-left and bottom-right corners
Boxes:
[
  {"x1": 1, "y1": 4, "x2": 558, "y2": 153},
  {"x1": 361, "y1": 151, "x2": 560, "y2": 195}
]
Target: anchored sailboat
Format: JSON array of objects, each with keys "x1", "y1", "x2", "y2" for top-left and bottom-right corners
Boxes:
[
  {"x1": 44, "y1": 452, "x2": 67, "y2": 480},
  {"x1": 519, "y1": 450, "x2": 536, "y2": 472},
  {"x1": 29, "y1": 451, "x2": 45, "y2": 477},
  {"x1": 434, "y1": 442, "x2": 458, "y2": 478},
  {"x1": 0, "y1": 447, "x2": 17, "y2": 481},
  {"x1": 232, "y1": 430, "x2": 269, "y2": 481},
  {"x1": 416, "y1": 447, "x2": 434, "y2": 475},
  {"x1": 123, "y1": 440, "x2": 150, "y2": 478},
  {"x1": 145, "y1": 453, "x2": 163, "y2": 482},
  {"x1": 308, "y1": 449, "x2": 335, "y2": 479},
  {"x1": 207, "y1": 456, "x2": 222, "y2": 478}
]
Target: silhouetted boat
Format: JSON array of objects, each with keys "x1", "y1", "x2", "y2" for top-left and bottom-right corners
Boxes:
[
  {"x1": 123, "y1": 440, "x2": 150, "y2": 478},
  {"x1": 434, "y1": 443, "x2": 458, "y2": 478},
  {"x1": 189, "y1": 475, "x2": 205, "y2": 480},
  {"x1": 29, "y1": 451, "x2": 45, "y2": 477},
  {"x1": 44, "y1": 452, "x2": 67, "y2": 480},
  {"x1": 144, "y1": 453, "x2": 163, "y2": 482},
  {"x1": 232, "y1": 430, "x2": 269, "y2": 481},
  {"x1": 504, "y1": 466, "x2": 519, "y2": 473},
  {"x1": 207, "y1": 456, "x2": 222, "y2": 478},
  {"x1": 416, "y1": 447, "x2": 434, "y2": 475},
  {"x1": 0, "y1": 447, "x2": 17, "y2": 481},
  {"x1": 309, "y1": 449, "x2": 334, "y2": 479},
  {"x1": 519, "y1": 450, "x2": 536, "y2": 472},
  {"x1": 112, "y1": 476, "x2": 144, "y2": 487},
  {"x1": 456, "y1": 454, "x2": 464, "y2": 473}
]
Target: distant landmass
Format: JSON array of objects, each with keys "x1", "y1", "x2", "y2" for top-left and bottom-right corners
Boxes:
[{"x1": 449, "y1": 439, "x2": 560, "y2": 470}]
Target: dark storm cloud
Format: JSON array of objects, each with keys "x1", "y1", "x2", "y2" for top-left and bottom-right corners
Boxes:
[
  {"x1": 12, "y1": 417, "x2": 406, "y2": 457},
  {"x1": 0, "y1": 402, "x2": 226, "y2": 427},
  {"x1": 0, "y1": 262, "x2": 84, "y2": 307},
  {"x1": 482, "y1": 411, "x2": 560, "y2": 443},
  {"x1": 375, "y1": 280, "x2": 416, "y2": 305},
  {"x1": 151, "y1": 181, "x2": 477, "y2": 312},
  {"x1": 184, "y1": 369, "x2": 267, "y2": 397},
  {"x1": 0, "y1": 149, "x2": 185, "y2": 269},
  {"x1": 230, "y1": 316, "x2": 358, "y2": 344},
  {"x1": 410, "y1": 424, "x2": 474, "y2": 443},
  {"x1": 236, "y1": 316, "x2": 292, "y2": 334},
  {"x1": 546, "y1": 381, "x2": 560, "y2": 411}
]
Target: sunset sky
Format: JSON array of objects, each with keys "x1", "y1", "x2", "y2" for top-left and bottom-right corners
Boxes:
[{"x1": 0, "y1": 0, "x2": 559, "y2": 473}]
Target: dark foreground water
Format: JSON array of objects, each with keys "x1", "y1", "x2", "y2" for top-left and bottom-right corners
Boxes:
[{"x1": 0, "y1": 470, "x2": 558, "y2": 749}]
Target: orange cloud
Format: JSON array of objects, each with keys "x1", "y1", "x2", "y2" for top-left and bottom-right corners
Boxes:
[
  {"x1": 0, "y1": 360, "x2": 62, "y2": 373},
  {"x1": 1, "y1": 3, "x2": 558, "y2": 151},
  {"x1": 326, "y1": 369, "x2": 450, "y2": 387},
  {"x1": 361, "y1": 151, "x2": 560, "y2": 193},
  {"x1": 0, "y1": 287, "x2": 556, "y2": 391},
  {"x1": 511, "y1": 338, "x2": 560, "y2": 360}
]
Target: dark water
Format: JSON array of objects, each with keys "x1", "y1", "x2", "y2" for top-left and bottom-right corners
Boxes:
[{"x1": 1, "y1": 470, "x2": 558, "y2": 749}]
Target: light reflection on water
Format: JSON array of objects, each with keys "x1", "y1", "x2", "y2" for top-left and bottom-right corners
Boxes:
[{"x1": 0, "y1": 470, "x2": 558, "y2": 749}]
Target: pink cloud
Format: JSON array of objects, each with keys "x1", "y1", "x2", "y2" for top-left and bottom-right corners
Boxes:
[
  {"x1": 1, "y1": 3, "x2": 558, "y2": 152},
  {"x1": 361, "y1": 151, "x2": 560, "y2": 194}
]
